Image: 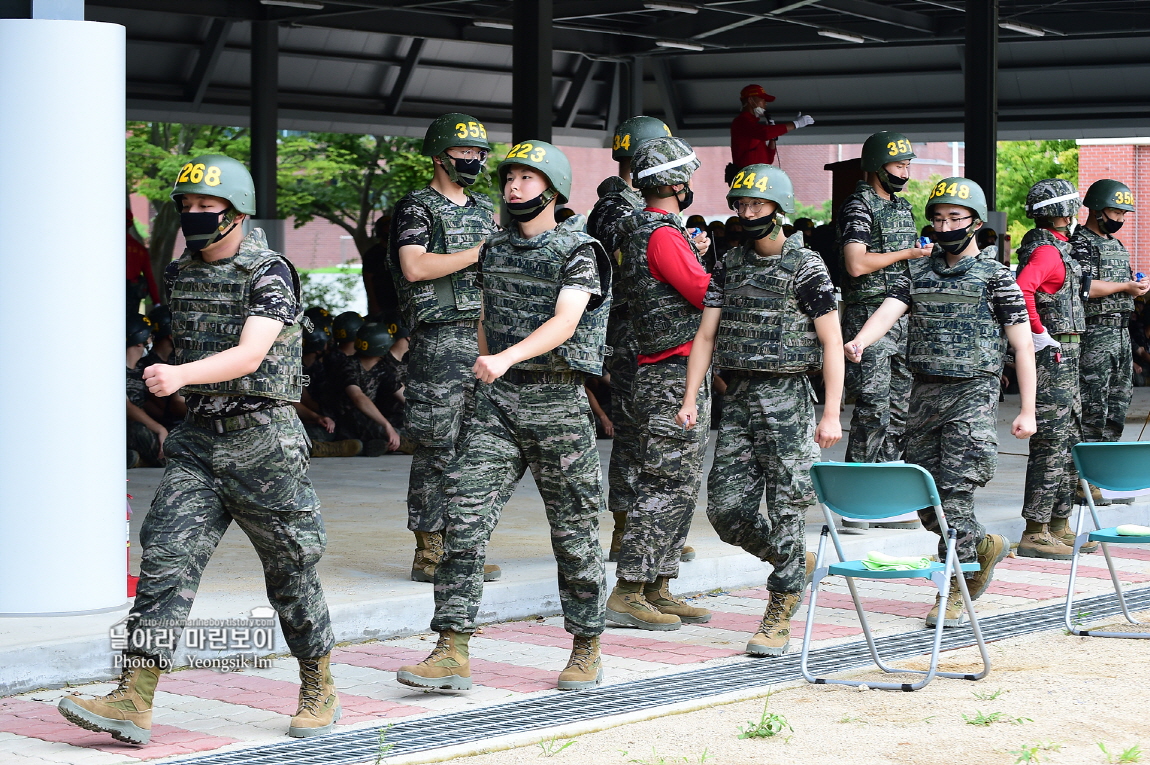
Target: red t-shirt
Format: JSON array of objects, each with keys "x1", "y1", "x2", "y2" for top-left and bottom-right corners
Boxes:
[
  {"x1": 730, "y1": 110, "x2": 789, "y2": 168},
  {"x1": 127, "y1": 232, "x2": 160, "y2": 304},
  {"x1": 1015, "y1": 230, "x2": 1069, "y2": 334},
  {"x1": 637, "y1": 209, "x2": 711, "y2": 364}
]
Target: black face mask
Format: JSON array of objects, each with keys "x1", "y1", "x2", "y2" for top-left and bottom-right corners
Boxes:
[
  {"x1": 879, "y1": 168, "x2": 909, "y2": 194},
  {"x1": 677, "y1": 184, "x2": 695, "y2": 211},
  {"x1": 446, "y1": 156, "x2": 484, "y2": 187},
  {"x1": 935, "y1": 224, "x2": 976, "y2": 255},
  {"x1": 1098, "y1": 213, "x2": 1124, "y2": 234},
  {"x1": 740, "y1": 213, "x2": 779, "y2": 241},
  {"x1": 506, "y1": 189, "x2": 556, "y2": 222},
  {"x1": 180, "y1": 209, "x2": 237, "y2": 251}
]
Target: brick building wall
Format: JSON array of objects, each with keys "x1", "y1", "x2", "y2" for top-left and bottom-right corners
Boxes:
[{"x1": 1078, "y1": 140, "x2": 1149, "y2": 276}]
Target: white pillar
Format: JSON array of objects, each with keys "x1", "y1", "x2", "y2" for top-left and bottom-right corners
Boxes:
[{"x1": 0, "y1": 18, "x2": 126, "y2": 614}]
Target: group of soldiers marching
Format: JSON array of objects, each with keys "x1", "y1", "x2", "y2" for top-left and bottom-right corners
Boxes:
[{"x1": 58, "y1": 112, "x2": 1147, "y2": 748}]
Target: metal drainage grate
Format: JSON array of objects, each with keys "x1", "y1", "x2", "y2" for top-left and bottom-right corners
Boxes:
[{"x1": 168, "y1": 586, "x2": 1150, "y2": 765}]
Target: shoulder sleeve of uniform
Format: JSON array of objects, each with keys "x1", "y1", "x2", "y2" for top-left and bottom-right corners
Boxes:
[
  {"x1": 561, "y1": 239, "x2": 606, "y2": 295},
  {"x1": 703, "y1": 259, "x2": 725, "y2": 308},
  {"x1": 794, "y1": 249, "x2": 838, "y2": 318},
  {"x1": 248, "y1": 258, "x2": 297, "y2": 325},
  {"x1": 839, "y1": 195, "x2": 874, "y2": 245},
  {"x1": 987, "y1": 266, "x2": 1029, "y2": 326},
  {"x1": 392, "y1": 196, "x2": 434, "y2": 250},
  {"x1": 470, "y1": 193, "x2": 496, "y2": 214}
]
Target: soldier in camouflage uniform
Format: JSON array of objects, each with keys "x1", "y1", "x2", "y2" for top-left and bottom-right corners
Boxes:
[
  {"x1": 389, "y1": 113, "x2": 501, "y2": 583},
  {"x1": 126, "y1": 313, "x2": 165, "y2": 469},
  {"x1": 678, "y1": 165, "x2": 844, "y2": 656},
  {"x1": 839, "y1": 132, "x2": 933, "y2": 477},
  {"x1": 587, "y1": 116, "x2": 697, "y2": 564},
  {"x1": 845, "y1": 177, "x2": 1036, "y2": 627},
  {"x1": 398, "y1": 141, "x2": 612, "y2": 692},
  {"x1": 60, "y1": 155, "x2": 339, "y2": 745},
  {"x1": 607, "y1": 136, "x2": 714, "y2": 632},
  {"x1": 1074, "y1": 180, "x2": 1149, "y2": 456},
  {"x1": 1015, "y1": 179, "x2": 1097, "y2": 558}
]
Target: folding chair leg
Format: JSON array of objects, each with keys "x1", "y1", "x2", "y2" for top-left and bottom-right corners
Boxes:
[{"x1": 800, "y1": 528, "x2": 830, "y2": 683}]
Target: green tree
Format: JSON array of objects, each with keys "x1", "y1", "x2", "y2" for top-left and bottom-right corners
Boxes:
[
  {"x1": 901, "y1": 174, "x2": 946, "y2": 235},
  {"x1": 793, "y1": 199, "x2": 833, "y2": 225},
  {"x1": 996, "y1": 139, "x2": 1078, "y2": 245}
]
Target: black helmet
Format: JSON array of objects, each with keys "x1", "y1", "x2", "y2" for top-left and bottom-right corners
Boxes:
[
  {"x1": 355, "y1": 322, "x2": 394, "y2": 356},
  {"x1": 303, "y1": 326, "x2": 331, "y2": 354},
  {"x1": 127, "y1": 314, "x2": 153, "y2": 348},
  {"x1": 147, "y1": 305, "x2": 172, "y2": 340},
  {"x1": 332, "y1": 311, "x2": 365, "y2": 343}
]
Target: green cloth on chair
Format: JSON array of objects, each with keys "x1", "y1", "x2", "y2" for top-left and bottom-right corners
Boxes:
[
  {"x1": 1115, "y1": 524, "x2": 1150, "y2": 536},
  {"x1": 861, "y1": 551, "x2": 933, "y2": 571}
]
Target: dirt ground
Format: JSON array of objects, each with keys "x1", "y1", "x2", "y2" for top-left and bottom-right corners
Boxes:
[{"x1": 452, "y1": 615, "x2": 1150, "y2": 765}]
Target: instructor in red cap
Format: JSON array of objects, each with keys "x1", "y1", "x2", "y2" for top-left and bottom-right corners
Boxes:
[{"x1": 728, "y1": 84, "x2": 814, "y2": 180}]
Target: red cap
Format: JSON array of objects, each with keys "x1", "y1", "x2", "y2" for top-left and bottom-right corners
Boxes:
[{"x1": 739, "y1": 84, "x2": 775, "y2": 102}]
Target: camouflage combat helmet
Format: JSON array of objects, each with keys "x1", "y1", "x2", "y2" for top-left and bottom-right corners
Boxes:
[
  {"x1": 860, "y1": 131, "x2": 917, "y2": 172},
  {"x1": 354, "y1": 322, "x2": 394, "y2": 356},
  {"x1": 147, "y1": 304, "x2": 172, "y2": 340},
  {"x1": 1025, "y1": 178, "x2": 1080, "y2": 219},
  {"x1": 926, "y1": 176, "x2": 988, "y2": 221},
  {"x1": 498, "y1": 140, "x2": 573, "y2": 203},
  {"x1": 332, "y1": 311, "x2": 365, "y2": 343},
  {"x1": 726, "y1": 163, "x2": 796, "y2": 214},
  {"x1": 422, "y1": 113, "x2": 492, "y2": 156},
  {"x1": 303, "y1": 325, "x2": 330, "y2": 355},
  {"x1": 127, "y1": 314, "x2": 153, "y2": 347},
  {"x1": 170, "y1": 154, "x2": 256, "y2": 215},
  {"x1": 612, "y1": 116, "x2": 673, "y2": 161},
  {"x1": 632, "y1": 136, "x2": 700, "y2": 190},
  {"x1": 1083, "y1": 179, "x2": 1135, "y2": 211}
]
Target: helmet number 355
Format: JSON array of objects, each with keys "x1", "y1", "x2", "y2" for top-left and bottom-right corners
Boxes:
[
  {"x1": 454, "y1": 121, "x2": 488, "y2": 140},
  {"x1": 177, "y1": 162, "x2": 222, "y2": 187}
]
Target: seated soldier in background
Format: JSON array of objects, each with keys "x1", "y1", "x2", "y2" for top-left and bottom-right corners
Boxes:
[
  {"x1": 330, "y1": 310, "x2": 364, "y2": 360},
  {"x1": 381, "y1": 324, "x2": 410, "y2": 390},
  {"x1": 333, "y1": 322, "x2": 404, "y2": 456},
  {"x1": 140, "y1": 305, "x2": 187, "y2": 429},
  {"x1": 295, "y1": 325, "x2": 363, "y2": 457},
  {"x1": 126, "y1": 314, "x2": 166, "y2": 469},
  {"x1": 725, "y1": 216, "x2": 744, "y2": 250}
]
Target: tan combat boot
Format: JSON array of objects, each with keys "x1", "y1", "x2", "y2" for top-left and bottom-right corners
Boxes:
[
  {"x1": 967, "y1": 533, "x2": 1009, "y2": 600},
  {"x1": 311, "y1": 439, "x2": 363, "y2": 458},
  {"x1": 608, "y1": 511, "x2": 627, "y2": 562},
  {"x1": 1076, "y1": 483, "x2": 1112, "y2": 506},
  {"x1": 1049, "y1": 517, "x2": 1099, "y2": 554},
  {"x1": 643, "y1": 577, "x2": 711, "y2": 623},
  {"x1": 1018, "y1": 523, "x2": 1075, "y2": 560},
  {"x1": 925, "y1": 580, "x2": 966, "y2": 627},
  {"x1": 288, "y1": 654, "x2": 341, "y2": 738},
  {"x1": 396, "y1": 631, "x2": 472, "y2": 690},
  {"x1": 747, "y1": 592, "x2": 801, "y2": 656},
  {"x1": 804, "y1": 551, "x2": 817, "y2": 587},
  {"x1": 557, "y1": 635, "x2": 603, "y2": 690},
  {"x1": 57, "y1": 660, "x2": 161, "y2": 745},
  {"x1": 606, "y1": 580, "x2": 681, "y2": 631},
  {"x1": 680, "y1": 545, "x2": 696, "y2": 562},
  {"x1": 411, "y1": 530, "x2": 443, "y2": 582}
]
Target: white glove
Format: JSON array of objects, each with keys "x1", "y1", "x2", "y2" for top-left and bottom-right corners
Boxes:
[
  {"x1": 1032, "y1": 331, "x2": 1061, "y2": 353},
  {"x1": 794, "y1": 114, "x2": 815, "y2": 129}
]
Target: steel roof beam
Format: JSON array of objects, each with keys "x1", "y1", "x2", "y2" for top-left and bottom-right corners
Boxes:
[
  {"x1": 184, "y1": 18, "x2": 233, "y2": 107},
  {"x1": 383, "y1": 37, "x2": 423, "y2": 116}
]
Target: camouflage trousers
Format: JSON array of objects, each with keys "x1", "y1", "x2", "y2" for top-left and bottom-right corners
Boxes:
[
  {"x1": 1080, "y1": 324, "x2": 1132, "y2": 443},
  {"x1": 1023, "y1": 344, "x2": 1081, "y2": 524},
  {"x1": 605, "y1": 346, "x2": 641, "y2": 517},
  {"x1": 128, "y1": 421, "x2": 163, "y2": 467},
  {"x1": 405, "y1": 321, "x2": 478, "y2": 533},
  {"x1": 617, "y1": 359, "x2": 711, "y2": 583},
  {"x1": 905, "y1": 376, "x2": 998, "y2": 568},
  {"x1": 706, "y1": 374, "x2": 818, "y2": 594},
  {"x1": 432, "y1": 374, "x2": 606, "y2": 636},
  {"x1": 125, "y1": 408, "x2": 333, "y2": 666},
  {"x1": 842, "y1": 304, "x2": 911, "y2": 463}
]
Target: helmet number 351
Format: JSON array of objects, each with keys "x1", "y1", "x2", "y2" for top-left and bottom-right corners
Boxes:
[
  {"x1": 177, "y1": 162, "x2": 222, "y2": 187},
  {"x1": 886, "y1": 139, "x2": 912, "y2": 156}
]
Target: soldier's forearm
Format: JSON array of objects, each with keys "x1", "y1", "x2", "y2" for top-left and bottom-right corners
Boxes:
[{"x1": 399, "y1": 244, "x2": 481, "y2": 282}]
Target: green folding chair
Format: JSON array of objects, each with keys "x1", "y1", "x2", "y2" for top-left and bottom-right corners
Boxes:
[
  {"x1": 800, "y1": 462, "x2": 990, "y2": 691},
  {"x1": 1064, "y1": 442, "x2": 1150, "y2": 638}
]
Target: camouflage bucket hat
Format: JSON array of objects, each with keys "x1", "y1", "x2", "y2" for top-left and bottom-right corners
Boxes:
[
  {"x1": 632, "y1": 136, "x2": 700, "y2": 190},
  {"x1": 1025, "y1": 178, "x2": 1080, "y2": 219}
]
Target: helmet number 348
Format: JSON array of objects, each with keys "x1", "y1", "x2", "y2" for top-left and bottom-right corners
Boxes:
[{"x1": 932, "y1": 180, "x2": 971, "y2": 200}]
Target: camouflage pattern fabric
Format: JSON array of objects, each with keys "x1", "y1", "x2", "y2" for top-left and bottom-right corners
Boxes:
[
  {"x1": 631, "y1": 137, "x2": 699, "y2": 190},
  {"x1": 1025, "y1": 178, "x2": 1080, "y2": 220},
  {"x1": 127, "y1": 421, "x2": 162, "y2": 466},
  {"x1": 605, "y1": 347, "x2": 641, "y2": 519},
  {"x1": 1018, "y1": 232, "x2": 1086, "y2": 336},
  {"x1": 1079, "y1": 325, "x2": 1133, "y2": 442},
  {"x1": 432, "y1": 377, "x2": 606, "y2": 636},
  {"x1": 838, "y1": 181, "x2": 917, "y2": 306},
  {"x1": 706, "y1": 374, "x2": 818, "y2": 593},
  {"x1": 904, "y1": 376, "x2": 998, "y2": 568},
  {"x1": 1022, "y1": 345, "x2": 1081, "y2": 524},
  {"x1": 127, "y1": 358, "x2": 149, "y2": 407},
  {"x1": 841, "y1": 304, "x2": 911, "y2": 463},
  {"x1": 1073, "y1": 227, "x2": 1135, "y2": 319},
  {"x1": 404, "y1": 322, "x2": 479, "y2": 533},
  {"x1": 125, "y1": 410, "x2": 333, "y2": 666},
  {"x1": 617, "y1": 360, "x2": 711, "y2": 583}
]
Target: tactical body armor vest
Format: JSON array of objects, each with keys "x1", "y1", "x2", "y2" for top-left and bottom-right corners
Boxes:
[
  {"x1": 841, "y1": 182, "x2": 918, "y2": 306},
  {"x1": 1074, "y1": 227, "x2": 1134, "y2": 319},
  {"x1": 389, "y1": 187, "x2": 494, "y2": 327},
  {"x1": 588, "y1": 176, "x2": 644, "y2": 351},
  {"x1": 1016, "y1": 228, "x2": 1086, "y2": 335},
  {"x1": 170, "y1": 228, "x2": 304, "y2": 401},
  {"x1": 906, "y1": 249, "x2": 1006, "y2": 379},
  {"x1": 481, "y1": 218, "x2": 612, "y2": 376},
  {"x1": 713, "y1": 233, "x2": 822, "y2": 374},
  {"x1": 619, "y1": 209, "x2": 704, "y2": 355}
]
